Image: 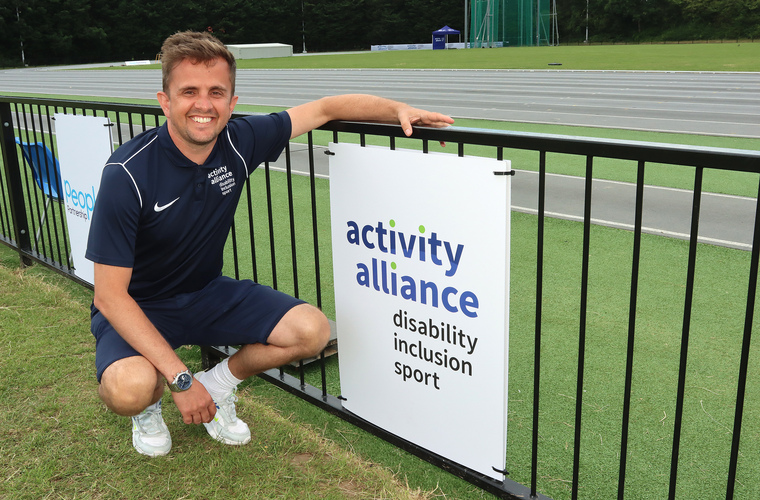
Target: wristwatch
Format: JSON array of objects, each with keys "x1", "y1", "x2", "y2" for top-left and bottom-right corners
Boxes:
[{"x1": 168, "y1": 369, "x2": 193, "y2": 392}]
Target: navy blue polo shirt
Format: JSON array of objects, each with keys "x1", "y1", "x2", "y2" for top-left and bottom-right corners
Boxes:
[{"x1": 86, "y1": 111, "x2": 291, "y2": 302}]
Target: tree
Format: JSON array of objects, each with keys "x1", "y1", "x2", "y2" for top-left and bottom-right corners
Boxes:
[
  {"x1": 14, "y1": 0, "x2": 106, "y2": 65},
  {"x1": 0, "y1": 3, "x2": 23, "y2": 67},
  {"x1": 0, "y1": 0, "x2": 757, "y2": 68},
  {"x1": 600, "y1": 0, "x2": 665, "y2": 37},
  {"x1": 674, "y1": 0, "x2": 760, "y2": 38},
  {"x1": 556, "y1": 0, "x2": 593, "y2": 42}
]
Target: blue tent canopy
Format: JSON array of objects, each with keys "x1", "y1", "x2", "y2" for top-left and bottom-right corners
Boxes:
[
  {"x1": 432, "y1": 25, "x2": 461, "y2": 50},
  {"x1": 433, "y1": 25, "x2": 460, "y2": 36}
]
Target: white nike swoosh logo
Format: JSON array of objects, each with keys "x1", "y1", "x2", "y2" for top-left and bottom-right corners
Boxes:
[{"x1": 154, "y1": 197, "x2": 180, "y2": 212}]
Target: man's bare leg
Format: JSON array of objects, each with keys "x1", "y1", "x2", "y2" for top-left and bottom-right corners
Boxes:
[
  {"x1": 227, "y1": 303, "x2": 331, "y2": 380},
  {"x1": 192, "y1": 304, "x2": 329, "y2": 446},
  {"x1": 99, "y1": 356, "x2": 164, "y2": 416},
  {"x1": 99, "y1": 356, "x2": 172, "y2": 457}
]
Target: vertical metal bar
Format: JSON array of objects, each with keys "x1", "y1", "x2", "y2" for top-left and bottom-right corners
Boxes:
[
  {"x1": 32, "y1": 104, "x2": 54, "y2": 260},
  {"x1": 307, "y1": 132, "x2": 322, "y2": 309},
  {"x1": 0, "y1": 101, "x2": 32, "y2": 256},
  {"x1": 245, "y1": 178, "x2": 259, "y2": 283},
  {"x1": 48, "y1": 106, "x2": 72, "y2": 271},
  {"x1": 57, "y1": 105, "x2": 74, "y2": 268},
  {"x1": 297, "y1": 358, "x2": 306, "y2": 389},
  {"x1": 127, "y1": 112, "x2": 135, "y2": 140},
  {"x1": 618, "y1": 160, "x2": 646, "y2": 499},
  {"x1": 284, "y1": 143, "x2": 300, "y2": 297},
  {"x1": 320, "y1": 350, "x2": 328, "y2": 400},
  {"x1": 264, "y1": 162, "x2": 278, "y2": 289},
  {"x1": 668, "y1": 166, "x2": 703, "y2": 500},
  {"x1": 725, "y1": 173, "x2": 760, "y2": 499},
  {"x1": 10, "y1": 103, "x2": 31, "y2": 245},
  {"x1": 0, "y1": 103, "x2": 13, "y2": 237},
  {"x1": 43, "y1": 106, "x2": 67, "y2": 267},
  {"x1": 306, "y1": 131, "x2": 329, "y2": 399},
  {"x1": 231, "y1": 220, "x2": 240, "y2": 280},
  {"x1": 19, "y1": 104, "x2": 45, "y2": 256},
  {"x1": 0, "y1": 150, "x2": 10, "y2": 236},
  {"x1": 34, "y1": 104, "x2": 55, "y2": 259},
  {"x1": 531, "y1": 150, "x2": 547, "y2": 497},
  {"x1": 114, "y1": 112, "x2": 125, "y2": 145},
  {"x1": 571, "y1": 155, "x2": 594, "y2": 500}
]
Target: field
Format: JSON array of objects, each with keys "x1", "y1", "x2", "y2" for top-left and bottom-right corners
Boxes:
[{"x1": 117, "y1": 41, "x2": 760, "y2": 72}]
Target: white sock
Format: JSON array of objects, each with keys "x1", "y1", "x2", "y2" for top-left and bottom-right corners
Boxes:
[
  {"x1": 139, "y1": 400, "x2": 161, "y2": 415},
  {"x1": 197, "y1": 358, "x2": 244, "y2": 400}
]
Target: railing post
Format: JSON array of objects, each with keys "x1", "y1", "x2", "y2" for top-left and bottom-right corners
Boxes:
[{"x1": 0, "y1": 101, "x2": 33, "y2": 264}]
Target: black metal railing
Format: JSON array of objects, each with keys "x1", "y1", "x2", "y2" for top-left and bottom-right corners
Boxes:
[{"x1": 2, "y1": 96, "x2": 760, "y2": 500}]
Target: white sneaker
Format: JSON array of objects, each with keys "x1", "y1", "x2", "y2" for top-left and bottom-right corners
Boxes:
[
  {"x1": 203, "y1": 389, "x2": 251, "y2": 446},
  {"x1": 131, "y1": 400, "x2": 171, "y2": 457}
]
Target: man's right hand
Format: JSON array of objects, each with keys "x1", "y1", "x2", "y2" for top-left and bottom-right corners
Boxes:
[{"x1": 171, "y1": 380, "x2": 217, "y2": 424}]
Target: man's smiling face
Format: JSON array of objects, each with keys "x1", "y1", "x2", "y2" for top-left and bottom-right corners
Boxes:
[{"x1": 157, "y1": 57, "x2": 239, "y2": 163}]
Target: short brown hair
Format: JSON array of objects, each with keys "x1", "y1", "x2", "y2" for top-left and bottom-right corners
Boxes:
[{"x1": 160, "y1": 31, "x2": 237, "y2": 94}]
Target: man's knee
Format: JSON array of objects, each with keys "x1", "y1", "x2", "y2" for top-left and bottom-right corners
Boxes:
[
  {"x1": 272, "y1": 304, "x2": 331, "y2": 357},
  {"x1": 303, "y1": 308, "x2": 331, "y2": 357},
  {"x1": 99, "y1": 357, "x2": 163, "y2": 416}
]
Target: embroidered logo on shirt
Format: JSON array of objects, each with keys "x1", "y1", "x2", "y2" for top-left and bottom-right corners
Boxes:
[
  {"x1": 209, "y1": 165, "x2": 235, "y2": 196},
  {"x1": 154, "y1": 197, "x2": 180, "y2": 212}
]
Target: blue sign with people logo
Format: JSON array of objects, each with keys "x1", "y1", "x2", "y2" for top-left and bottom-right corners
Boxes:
[
  {"x1": 55, "y1": 113, "x2": 113, "y2": 285},
  {"x1": 64, "y1": 180, "x2": 97, "y2": 221}
]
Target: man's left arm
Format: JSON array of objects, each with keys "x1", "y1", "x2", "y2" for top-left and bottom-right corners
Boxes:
[{"x1": 286, "y1": 94, "x2": 454, "y2": 139}]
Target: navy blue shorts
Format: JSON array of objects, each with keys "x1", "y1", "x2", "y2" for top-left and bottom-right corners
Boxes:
[{"x1": 90, "y1": 276, "x2": 305, "y2": 382}]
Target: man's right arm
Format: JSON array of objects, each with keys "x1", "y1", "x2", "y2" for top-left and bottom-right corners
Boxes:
[
  {"x1": 93, "y1": 263, "x2": 185, "y2": 377},
  {"x1": 93, "y1": 263, "x2": 215, "y2": 424}
]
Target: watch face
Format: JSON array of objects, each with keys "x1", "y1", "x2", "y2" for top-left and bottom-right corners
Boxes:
[{"x1": 176, "y1": 372, "x2": 193, "y2": 391}]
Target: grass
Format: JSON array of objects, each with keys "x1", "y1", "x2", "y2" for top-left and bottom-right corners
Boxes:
[
  {"x1": 255, "y1": 42, "x2": 760, "y2": 72},
  {"x1": 109, "y1": 41, "x2": 760, "y2": 72}
]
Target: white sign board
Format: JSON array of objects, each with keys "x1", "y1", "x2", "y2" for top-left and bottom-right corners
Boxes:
[
  {"x1": 329, "y1": 143, "x2": 511, "y2": 480},
  {"x1": 54, "y1": 114, "x2": 113, "y2": 285}
]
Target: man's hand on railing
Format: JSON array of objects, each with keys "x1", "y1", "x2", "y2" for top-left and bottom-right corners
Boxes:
[
  {"x1": 397, "y1": 105, "x2": 454, "y2": 138},
  {"x1": 397, "y1": 105, "x2": 454, "y2": 148}
]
